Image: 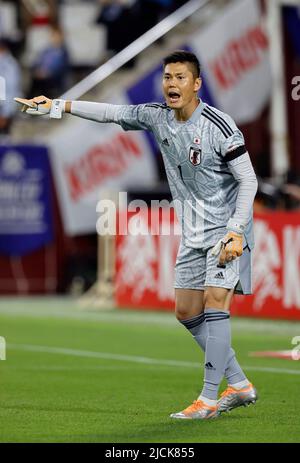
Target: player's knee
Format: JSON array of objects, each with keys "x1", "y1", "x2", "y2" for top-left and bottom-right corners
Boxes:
[
  {"x1": 175, "y1": 304, "x2": 191, "y2": 321},
  {"x1": 204, "y1": 290, "x2": 227, "y2": 310},
  {"x1": 175, "y1": 289, "x2": 204, "y2": 320}
]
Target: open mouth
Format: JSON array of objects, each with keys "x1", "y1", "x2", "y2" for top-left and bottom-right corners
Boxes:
[{"x1": 168, "y1": 91, "x2": 181, "y2": 103}]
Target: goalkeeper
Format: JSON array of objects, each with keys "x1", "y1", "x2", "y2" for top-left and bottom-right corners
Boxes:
[{"x1": 15, "y1": 50, "x2": 258, "y2": 420}]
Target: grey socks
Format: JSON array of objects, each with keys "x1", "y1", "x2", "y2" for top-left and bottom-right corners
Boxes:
[
  {"x1": 201, "y1": 309, "x2": 231, "y2": 400},
  {"x1": 179, "y1": 309, "x2": 247, "y2": 398},
  {"x1": 179, "y1": 313, "x2": 207, "y2": 351}
]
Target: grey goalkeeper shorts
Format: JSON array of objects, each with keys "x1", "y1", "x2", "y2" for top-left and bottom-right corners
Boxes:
[{"x1": 174, "y1": 242, "x2": 252, "y2": 295}]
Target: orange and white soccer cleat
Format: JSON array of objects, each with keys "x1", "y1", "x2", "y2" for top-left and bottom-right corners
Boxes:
[
  {"x1": 170, "y1": 400, "x2": 219, "y2": 420},
  {"x1": 217, "y1": 383, "x2": 258, "y2": 413}
]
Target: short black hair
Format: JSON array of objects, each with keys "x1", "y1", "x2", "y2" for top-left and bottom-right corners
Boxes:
[{"x1": 163, "y1": 50, "x2": 200, "y2": 78}]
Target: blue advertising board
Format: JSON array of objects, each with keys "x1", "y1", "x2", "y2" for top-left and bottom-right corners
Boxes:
[
  {"x1": 283, "y1": 6, "x2": 300, "y2": 59},
  {"x1": 0, "y1": 145, "x2": 54, "y2": 256}
]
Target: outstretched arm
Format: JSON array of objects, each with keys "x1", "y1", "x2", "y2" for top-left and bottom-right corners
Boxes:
[
  {"x1": 14, "y1": 95, "x2": 154, "y2": 131},
  {"x1": 14, "y1": 96, "x2": 119, "y2": 121}
]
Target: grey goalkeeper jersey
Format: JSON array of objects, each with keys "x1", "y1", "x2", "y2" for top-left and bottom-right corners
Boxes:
[{"x1": 71, "y1": 99, "x2": 257, "y2": 250}]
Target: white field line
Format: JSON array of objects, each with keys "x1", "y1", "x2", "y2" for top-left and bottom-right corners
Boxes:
[
  {"x1": 0, "y1": 305, "x2": 178, "y2": 327},
  {"x1": 1, "y1": 303, "x2": 300, "y2": 335},
  {"x1": 8, "y1": 344, "x2": 197, "y2": 368},
  {"x1": 8, "y1": 343, "x2": 300, "y2": 375}
]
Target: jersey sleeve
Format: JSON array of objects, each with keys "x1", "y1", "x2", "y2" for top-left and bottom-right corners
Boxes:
[
  {"x1": 213, "y1": 112, "x2": 247, "y2": 162},
  {"x1": 208, "y1": 110, "x2": 258, "y2": 231},
  {"x1": 116, "y1": 104, "x2": 159, "y2": 132},
  {"x1": 71, "y1": 101, "x2": 159, "y2": 132}
]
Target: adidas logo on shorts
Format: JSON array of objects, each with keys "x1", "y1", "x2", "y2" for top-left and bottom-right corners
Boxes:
[{"x1": 214, "y1": 272, "x2": 224, "y2": 279}]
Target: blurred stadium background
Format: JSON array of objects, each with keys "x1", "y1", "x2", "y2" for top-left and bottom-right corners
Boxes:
[{"x1": 0, "y1": 0, "x2": 300, "y2": 443}]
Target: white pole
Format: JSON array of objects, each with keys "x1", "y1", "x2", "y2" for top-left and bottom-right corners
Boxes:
[
  {"x1": 267, "y1": 0, "x2": 290, "y2": 178},
  {"x1": 61, "y1": 0, "x2": 209, "y2": 101}
]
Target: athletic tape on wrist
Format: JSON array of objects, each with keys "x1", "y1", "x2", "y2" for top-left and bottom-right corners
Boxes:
[
  {"x1": 226, "y1": 218, "x2": 245, "y2": 234},
  {"x1": 50, "y1": 99, "x2": 65, "y2": 119}
]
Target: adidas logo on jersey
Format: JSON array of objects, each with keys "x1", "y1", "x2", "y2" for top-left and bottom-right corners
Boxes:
[
  {"x1": 214, "y1": 272, "x2": 224, "y2": 279},
  {"x1": 205, "y1": 362, "x2": 216, "y2": 370},
  {"x1": 162, "y1": 138, "x2": 169, "y2": 146}
]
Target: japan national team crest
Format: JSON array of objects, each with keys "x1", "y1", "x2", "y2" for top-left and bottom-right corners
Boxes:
[{"x1": 189, "y1": 147, "x2": 202, "y2": 166}]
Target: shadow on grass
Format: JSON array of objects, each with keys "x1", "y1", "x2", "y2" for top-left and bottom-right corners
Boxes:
[{"x1": 32, "y1": 414, "x2": 257, "y2": 443}]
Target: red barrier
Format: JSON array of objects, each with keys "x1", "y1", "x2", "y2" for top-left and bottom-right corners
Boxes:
[{"x1": 115, "y1": 210, "x2": 300, "y2": 320}]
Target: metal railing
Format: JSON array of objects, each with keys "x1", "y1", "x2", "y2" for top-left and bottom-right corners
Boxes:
[{"x1": 61, "y1": 0, "x2": 210, "y2": 101}]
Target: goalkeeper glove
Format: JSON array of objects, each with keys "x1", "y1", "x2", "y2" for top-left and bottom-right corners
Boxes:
[
  {"x1": 14, "y1": 95, "x2": 65, "y2": 119},
  {"x1": 211, "y1": 219, "x2": 244, "y2": 266}
]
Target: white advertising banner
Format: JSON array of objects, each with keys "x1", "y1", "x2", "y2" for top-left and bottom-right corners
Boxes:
[
  {"x1": 190, "y1": 0, "x2": 271, "y2": 124},
  {"x1": 47, "y1": 93, "x2": 157, "y2": 236}
]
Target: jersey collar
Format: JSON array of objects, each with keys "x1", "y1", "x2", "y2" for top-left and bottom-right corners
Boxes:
[
  {"x1": 188, "y1": 98, "x2": 206, "y2": 124},
  {"x1": 170, "y1": 99, "x2": 206, "y2": 125}
]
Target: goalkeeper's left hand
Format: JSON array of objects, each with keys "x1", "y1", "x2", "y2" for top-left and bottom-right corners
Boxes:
[
  {"x1": 14, "y1": 95, "x2": 52, "y2": 116},
  {"x1": 14, "y1": 96, "x2": 66, "y2": 119},
  {"x1": 211, "y1": 231, "x2": 243, "y2": 266}
]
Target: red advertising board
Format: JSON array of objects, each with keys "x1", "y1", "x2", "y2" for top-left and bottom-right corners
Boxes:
[{"x1": 115, "y1": 210, "x2": 300, "y2": 320}]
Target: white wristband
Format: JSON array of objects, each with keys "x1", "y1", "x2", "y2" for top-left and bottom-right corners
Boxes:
[
  {"x1": 226, "y1": 218, "x2": 245, "y2": 234},
  {"x1": 50, "y1": 99, "x2": 65, "y2": 119}
]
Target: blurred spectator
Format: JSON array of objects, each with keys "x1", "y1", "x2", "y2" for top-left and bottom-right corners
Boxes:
[
  {"x1": 278, "y1": 170, "x2": 300, "y2": 210},
  {"x1": 253, "y1": 175, "x2": 300, "y2": 212},
  {"x1": 27, "y1": 25, "x2": 69, "y2": 98},
  {"x1": 282, "y1": 184, "x2": 300, "y2": 200},
  {"x1": 255, "y1": 178, "x2": 281, "y2": 211},
  {"x1": 96, "y1": 1, "x2": 138, "y2": 56},
  {"x1": 0, "y1": 38, "x2": 22, "y2": 135},
  {"x1": 20, "y1": 0, "x2": 58, "y2": 28},
  {"x1": 135, "y1": 0, "x2": 173, "y2": 36},
  {"x1": 281, "y1": 183, "x2": 300, "y2": 210},
  {"x1": 133, "y1": 0, "x2": 189, "y2": 37},
  {"x1": 96, "y1": 0, "x2": 182, "y2": 66}
]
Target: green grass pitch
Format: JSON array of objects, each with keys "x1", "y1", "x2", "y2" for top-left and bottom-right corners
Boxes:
[{"x1": 0, "y1": 297, "x2": 300, "y2": 443}]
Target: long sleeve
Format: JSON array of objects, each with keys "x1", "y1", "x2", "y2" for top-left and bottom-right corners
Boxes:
[
  {"x1": 227, "y1": 152, "x2": 258, "y2": 228},
  {"x1": 71, "y1": 101, "x2": 122, "y2": 123},
  {"x1": 70, "y1": 100, "x2": 155, "y2": 131},
  {"x1": 211, "y1": 110, "x2": 258, "y2": 230}
]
